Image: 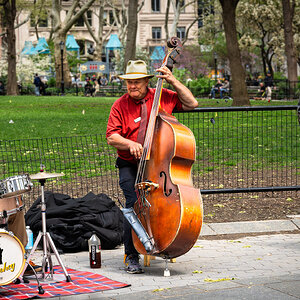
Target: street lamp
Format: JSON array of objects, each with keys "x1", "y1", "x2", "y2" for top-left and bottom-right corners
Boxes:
[
  {"x1": 214, "y1": 52, "x2": 217, "y2": 82},
  {"x1": 59, "y1": 41, "x2": 65, "y2": 95}
]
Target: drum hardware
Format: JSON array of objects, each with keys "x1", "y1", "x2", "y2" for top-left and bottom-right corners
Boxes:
[
  {"x1": 22, "y1": 168, "x2": 71, "y2": 283},
  {"x1": 0, "y1": 195, "x2": 24, "y2": 219},
  {"x1": 0, "y1": 174, "x2": 32, "y2": 199}
]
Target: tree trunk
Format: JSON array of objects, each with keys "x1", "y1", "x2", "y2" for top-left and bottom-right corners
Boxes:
[
  {"x1": 219, "y1": 0, "x2": 249, "y2": 106},
  {"x1": 4, "y1": 0, "x2": 18, "y2": 95},
  {"x1": 94, "y1": 3, "x2": 105, "y2": 61},
  {"x1": 123, "y1": 0, "x2": 138, "y2": 71},
  {"x1": 281, "y1": 0, "x2": 297, "y2": 93}
]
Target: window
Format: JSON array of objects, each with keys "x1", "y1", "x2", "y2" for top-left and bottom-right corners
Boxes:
[
  {"x1": 176, "y1": 0, "x2": 185, "y2": 8},
  {"x1": 30, "y1": 15, "x2": 48, "y2": 27},
  {"x1": 152, "y1": 27, "x2": 161, "y2": 40},
  {"x1": 177, "y1": 27, "x2": 185, "y2": 40},
  {"x1": 75, "y1": 11, "x2": 92, "y2": 27},
  {"x1": 151, "y1": 0, "x2": 160, "y2": 12}
]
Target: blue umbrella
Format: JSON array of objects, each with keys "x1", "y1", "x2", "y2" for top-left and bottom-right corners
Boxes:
[
  {"x1": 35, "y1": 37, "x2": 50, "y2": 54},
  {"x1": 21, "y1": 41, "x2": 37, "y2": 55}
]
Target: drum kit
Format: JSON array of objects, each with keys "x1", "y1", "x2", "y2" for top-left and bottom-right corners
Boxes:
[{"x1": 0, "y1": 170, "x2": 71, "y2": 290}]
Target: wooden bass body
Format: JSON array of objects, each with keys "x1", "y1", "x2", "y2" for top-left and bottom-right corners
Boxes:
[{"x1": 133, "y1": 110, "x2": 203, "y2": 259}]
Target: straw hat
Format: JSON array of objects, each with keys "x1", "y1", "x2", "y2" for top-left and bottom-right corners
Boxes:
[{"x1": 118, "y1": 60, "x2": 154, "y2": 80}]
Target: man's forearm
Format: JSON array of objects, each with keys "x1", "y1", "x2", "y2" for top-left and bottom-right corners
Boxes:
[{"x1": 171, "y1": 78, "x2": 198, "y2": 110}]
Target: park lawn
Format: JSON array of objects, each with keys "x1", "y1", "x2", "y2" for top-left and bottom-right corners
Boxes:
[
  {"x1": 0, "y1": 95, "x2": 115, "y2": 140},
  {"x1": 0, "y1": 95, "x2": 297, "y2": 141}
]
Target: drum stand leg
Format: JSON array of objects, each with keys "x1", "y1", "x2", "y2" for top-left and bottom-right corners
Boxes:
[{"x1": 21, "y1": 179, "x2": 71, "y2": 282}]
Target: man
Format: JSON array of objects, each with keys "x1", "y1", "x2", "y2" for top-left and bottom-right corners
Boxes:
[
  {"x1": 33, "y1": 74, "x2": 41, "y2": 96},
  {"x1": 210, "y1": 80, "x2": 223, "y2": 99},
  {"x1": 220, "y1": 79, "x2": 230, "y2": 99},
  {"x1": 264, "y1": 71, "x2": 274, "y2": 102},
  {"x1": 106, "y1": 60, "x2": 198, "y2": 274},
  {"x1": 0, "y1": 80, "x2": 5, "y2": 95}
]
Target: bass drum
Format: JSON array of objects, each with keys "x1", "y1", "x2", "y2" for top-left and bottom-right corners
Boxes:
[{"x1": 0, "y1": 230, "x2": 25, "y2": 286}]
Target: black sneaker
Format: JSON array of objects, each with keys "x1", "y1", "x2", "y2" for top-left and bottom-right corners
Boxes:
[{"x1": 125, "y1": 254, "x2": 144, "y2": 274}]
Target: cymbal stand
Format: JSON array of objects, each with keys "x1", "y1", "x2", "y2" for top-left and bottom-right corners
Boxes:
[{"x1": 21, "y1": 178, "x2": 71, "y2": 282}]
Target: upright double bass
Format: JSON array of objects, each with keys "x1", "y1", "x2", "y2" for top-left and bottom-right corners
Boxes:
[{"x1": 125, "y1": 37, "x2": 203, "y2": 260}]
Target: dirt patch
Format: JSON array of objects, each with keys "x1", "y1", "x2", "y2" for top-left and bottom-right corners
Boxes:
[
  {"x1": 22, "y1": 174, "x2": 300, "y2": 224},
  {"x1": 202, "y1": 190, "x2": 300, "y2": 223}
]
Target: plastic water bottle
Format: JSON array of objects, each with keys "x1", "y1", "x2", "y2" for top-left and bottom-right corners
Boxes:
[
  {"x1": 88, "y1": 232, "x2": 101, "y2": 268},
  {"x1": 25, "y1": 226, "x2": 33, "y2": 251}
]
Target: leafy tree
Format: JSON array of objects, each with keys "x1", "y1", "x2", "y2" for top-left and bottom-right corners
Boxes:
[
  {"x1": 237, "y1": 0, "x2": 283, "y2": 76},
  {"x1": 177, "y1": 45, "x2": 210, "y2": 79}
]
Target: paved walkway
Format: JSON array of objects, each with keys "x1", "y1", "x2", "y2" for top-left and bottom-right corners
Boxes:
[{"x1": 32, "y1": 218, "x2": 300, "y2": 299}]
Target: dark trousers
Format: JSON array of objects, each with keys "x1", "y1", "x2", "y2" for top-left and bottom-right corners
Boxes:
[{"x1": 116, "y1": 158, "x2": 139, "y2": 256}]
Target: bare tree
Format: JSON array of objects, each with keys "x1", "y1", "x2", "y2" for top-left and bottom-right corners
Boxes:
[
  {"x1": 106, "y1": 0, "x2": 144, "y2": 46},
  {"x1": 219, "y1": 0, "x2": 249, "y2": 106},
  {"x1": 165, "y1": 0, "x2": 199, "y2": 44},
  {"x1": 83, "y1": 1, "x2": 114, "y2": 61},
  {"x1": 281, "y1": 0, "x2": 298, "y2": 86},
  {"x1": 50, "y1": 0, "x2": 96, "y2": 88}
]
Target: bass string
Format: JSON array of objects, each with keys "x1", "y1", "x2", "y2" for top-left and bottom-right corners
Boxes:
[{"x1": 135, "y1": 78, "x2": 163, "y2": 186}]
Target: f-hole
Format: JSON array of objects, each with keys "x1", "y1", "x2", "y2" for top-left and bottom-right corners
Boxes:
[{"x1": 160, "y1": 171, "x2": 172, "y2": 196}]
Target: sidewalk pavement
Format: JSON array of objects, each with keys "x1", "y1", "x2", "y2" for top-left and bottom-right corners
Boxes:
[{"x1": 34, "y1": 217, "x2": 300, "y2": 299}]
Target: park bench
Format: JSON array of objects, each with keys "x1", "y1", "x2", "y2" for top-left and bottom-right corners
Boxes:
[
  {"x1": 247, "y1": 86, "x2": 261, "y2": 99},
  {"x1": 95, "y1": 85, "x2": 127, "y2": 97}
]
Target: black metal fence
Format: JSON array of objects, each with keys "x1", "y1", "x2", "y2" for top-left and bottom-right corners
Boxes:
[{"x1": 0, "y1": 105, "x2": 299, "y2": 210}]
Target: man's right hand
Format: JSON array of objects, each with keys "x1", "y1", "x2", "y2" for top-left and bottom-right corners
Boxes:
[{"x1": 128, "y1": 140, "x2": 143, "y2": 160}]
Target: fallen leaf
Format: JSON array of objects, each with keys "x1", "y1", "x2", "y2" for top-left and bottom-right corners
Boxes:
[
  {"x1": 243, "y1": 245, "x2": 251, "y2": 248},
  {"x1": 213, "y1": 204, "x2": 224, "y2": 208},
  {"x1": 152, "y1": 288, "x2": 170, "y2": 292},
  {"x1": 192, "y1": 270, "x2": 203, "y2": 273},
  {"x1": 204, "y1": 277, "x2": 235, "y2": 282}
]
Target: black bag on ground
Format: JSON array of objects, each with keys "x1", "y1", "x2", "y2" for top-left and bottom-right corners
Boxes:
[{"x1": 25, "y1": 191, "x2": 123, "y2": 252}]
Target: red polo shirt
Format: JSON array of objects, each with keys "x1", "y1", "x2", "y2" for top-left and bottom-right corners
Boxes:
[{"x1": 106, "y1": 88, "x2": 183, "y2": 163}]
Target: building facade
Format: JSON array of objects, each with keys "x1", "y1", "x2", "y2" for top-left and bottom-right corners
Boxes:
[{"x1": 12, "y1": 0, "x2": 198, "y2": 59}]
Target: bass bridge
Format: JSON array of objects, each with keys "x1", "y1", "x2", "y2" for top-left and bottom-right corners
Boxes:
[{"x1": 135, "y1": 181, "x2": 159, "y2": 194}]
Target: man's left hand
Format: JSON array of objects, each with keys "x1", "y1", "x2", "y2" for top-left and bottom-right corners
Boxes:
[{"x1": 156, "y1": 66, "x2": 176, "y2": 85}]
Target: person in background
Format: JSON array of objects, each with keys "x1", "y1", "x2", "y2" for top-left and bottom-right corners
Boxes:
[
  {"x1": 106, "y1": 60, "x2": 198, "y2": 274},
  {"x1": 100, "y1": 76, "x2": 108, "y2": 86},
  {"x1": 0, "y1": 80, "x2": 5, "y2": 95},
  {"x1": 84, "y1": 76, "x2": 95, "y2": 97},
  {"x1": 33, "y1": 74, "x2": 41, "y2": 96},
  {"x1": 264, "y1": 72, "x2": 274, "y2": 102},
  {"x1": 220, "y1": 79, "x2": 230, "y2": 98},
  {"x1": 210, "y1": 80, "x2": 223, "y2": 99}
]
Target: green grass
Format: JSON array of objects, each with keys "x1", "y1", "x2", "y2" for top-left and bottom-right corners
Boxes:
[
  {"x1": 0, "y1": 95, "x2": 115, "y2": 140},
  {"x1": 0, "y1": 95, "x2": 298, "y2": 178},
  {"x1": 0, "y1": 95, "x2": 297, "y2": 140}
]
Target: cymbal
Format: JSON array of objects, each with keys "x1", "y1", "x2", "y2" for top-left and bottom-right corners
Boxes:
[{"x1": 30, "y1": 172, "x2": 65, "y2": 180}]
